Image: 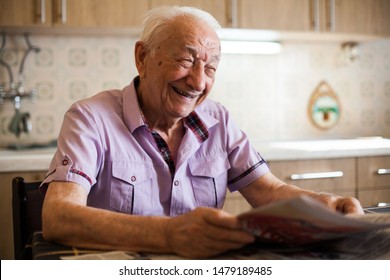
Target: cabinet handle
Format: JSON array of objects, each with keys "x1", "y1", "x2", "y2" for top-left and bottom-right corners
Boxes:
[
  {"x1": 377, "y1": 169, "x2": 390, "y2": 175},
  {"x1": 290, "y1": 171, "x2": 343, "y2": 180},
  {"x1": 311, "y1": 0, "x2": 320, "y2": 31},
  {"x1": 58, "y1": 0, "x2": 67, "y2": 24},
  {"x1": 55, "y1": 0, "x2": 67, "y2": 24},
  {"x1": 229, "y1": 0, "x2": 238, "y2": 28},
  {"x1": 39, "y1": 0, "x2": 46, "y2": 24},
  {"x1": 328, "y1": 0, "x2": 336, "y2": 32}
]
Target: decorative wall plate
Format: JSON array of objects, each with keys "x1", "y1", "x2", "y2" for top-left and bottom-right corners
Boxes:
[{"x1": 308, "y1": 81, "x2": 341, "y2": 129}]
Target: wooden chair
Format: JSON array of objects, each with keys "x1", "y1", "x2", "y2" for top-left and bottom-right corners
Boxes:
[{"x1": 12, "y1": 177, "x2": 45, "y2": 259}]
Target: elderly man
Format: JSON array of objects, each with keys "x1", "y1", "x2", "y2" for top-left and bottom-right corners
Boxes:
[{"x1": 41, "y1": 6, "x2": 363, "y2": 258}]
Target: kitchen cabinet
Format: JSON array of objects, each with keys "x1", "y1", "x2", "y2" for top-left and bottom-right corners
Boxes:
[
  {"x1": 223, "y1": 191, "x2": 252, "y2": 215},
  {"x1": 0, "y1": 0, "x2": 228, "y2": 29},
  {"x1": 0, "y1": 0, "x2": 52, "y2": 27},
  {"x1": 268, "y1": 158, "x2": 356, "y2": 196},
  {"x1": 1, "y1": 0, "x2": 390, "y2": 37},
  {"x1": 268, "y1": 156, "x2": 390, "y2": 208},
  {"x1": 0, "y1": 0, "x2": 148, "y2": 28},
  {"x1": 52, "y1": 0, "x2": 148, "y2": 28},
  {"x1": 223, "y1": 158, "x2": 357, "y2": 217},
  {"x1": 357, "y1": 156, "x2": 390, "y2": 207},
  {"x1": 150, "y1": 0, "x2": 230, "y2": 27},
  {"x1": 331, "y1": 0, "x2": 390, "y2": 35},
  {"x1": 236, "y1": 0, "x2": 314, "y2": 31},
  {"x1": 0, "y1": 171, "x2": 47, "y2": 260},
  {"x1": 223, "y1": 157, "x2": 357, "y2": 216},
  {"x1": 223, "y1": 156, "x2": 390, "y2": 215},
  {"x1": 235, "y1": 0, "x2": 390, "y2": 36}
]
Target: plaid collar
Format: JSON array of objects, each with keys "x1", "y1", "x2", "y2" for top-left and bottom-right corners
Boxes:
[{"x1": 184, "y1": 111, "x2": 209, "y2": 143}]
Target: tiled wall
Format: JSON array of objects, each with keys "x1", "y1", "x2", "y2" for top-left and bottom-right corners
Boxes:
[{"x1": 0, "y1": 34, "x2": 389, "y2": 147}]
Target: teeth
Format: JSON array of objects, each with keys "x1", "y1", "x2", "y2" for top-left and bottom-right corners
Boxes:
[{"x1": 174, "y1": 87, "x2": 195, "y2": 99}]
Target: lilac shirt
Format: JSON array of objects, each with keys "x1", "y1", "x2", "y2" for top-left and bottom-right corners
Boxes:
[{"x1": 42, "y1": 78, "x2": 270, "y2": 216}]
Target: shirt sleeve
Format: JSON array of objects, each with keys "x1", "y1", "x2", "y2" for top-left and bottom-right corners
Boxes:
[
  {"x1": 41, "y1": 102, "x2": 102, "y2": 193},
  {"x1": 225, "y1": 111, "x2": 270, "y2": 192}
]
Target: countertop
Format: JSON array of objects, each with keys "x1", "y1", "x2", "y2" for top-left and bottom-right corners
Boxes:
[
  {"x1": 1, "y1": 137, "x2": 390, "y2": 173},
  {"x1": 257, "y1": 137, "x2": 390, "y2": 161},
  {"x1": 0, "y1": 147, "x2": 56, "y2": 172}
]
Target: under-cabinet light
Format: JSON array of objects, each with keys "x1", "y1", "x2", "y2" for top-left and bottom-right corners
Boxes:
[{"x1": 221, "y1": 40, "x2": 282, "y2": 55}]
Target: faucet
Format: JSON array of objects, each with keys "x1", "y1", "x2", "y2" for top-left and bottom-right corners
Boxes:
[{"x1": 0, "y1": 33, "x2": 40, "y2": 137}]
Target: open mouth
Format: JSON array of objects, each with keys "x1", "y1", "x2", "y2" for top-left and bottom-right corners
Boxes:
[{"x1": 173, "y1": 86, "x2": 198, "y2": 100}]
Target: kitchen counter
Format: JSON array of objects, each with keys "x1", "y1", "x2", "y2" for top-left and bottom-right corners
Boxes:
[
  {"x1": 257, "y1": 137, "x2": 390, "y2": 161},
  {"x1": 0, "y1": 138, "x2": 390, "y2": 173},
  {"x1": 0, "y1": 147, "x2": 56, "y2": 172}
]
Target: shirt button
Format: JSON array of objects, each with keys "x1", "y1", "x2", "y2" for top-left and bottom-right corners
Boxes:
[
  {"x1": 62, "y1": 159, "x2": 68, "y2": 165},
  {"x1": 131, "y1": 176, "x2": 136, "y2": 182},
  {"x1": 173, "y1": 180, "x2": 179, "y2": 186}
]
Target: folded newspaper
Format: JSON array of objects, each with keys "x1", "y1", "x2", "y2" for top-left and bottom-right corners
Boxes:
[{"x1": 238, "y1": 195, "x2": 390, "y2": 246}]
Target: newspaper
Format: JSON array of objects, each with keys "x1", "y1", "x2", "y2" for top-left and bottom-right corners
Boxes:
[
  {"x1": 61, "y1": 196, "x2": 390, "y2": 260},
  {"x1": 238, "y1": 195, "x2": 390, "y2": 245}
]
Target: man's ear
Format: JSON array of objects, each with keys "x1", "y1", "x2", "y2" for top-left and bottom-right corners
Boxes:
[{"x1": 135, "y1": 41, "x2": 147, "y2": 78}]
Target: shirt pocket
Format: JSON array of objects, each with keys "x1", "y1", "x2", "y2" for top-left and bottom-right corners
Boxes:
[
  {"x1": 110, "y1": 161, "x2": 153, "y2": 214},
  {"x1": 188, "y1": 155, "x2": 230, "y2": 208}
]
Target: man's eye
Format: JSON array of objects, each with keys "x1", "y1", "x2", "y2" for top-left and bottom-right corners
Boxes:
[
  {"x1": 178, "y1": 59, "x2": 193, "y2": 68},
  {"x1": 205, "y1": 66, "x2": 216, "y2": 76}
]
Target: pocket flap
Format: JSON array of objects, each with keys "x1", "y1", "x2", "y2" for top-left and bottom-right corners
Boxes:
[
  {"x1": 112, "y1": 161, "x2": 153, "y2": 184},
  {"x1": 189, "y1": 155, "x2": 230, "y2": 177}
]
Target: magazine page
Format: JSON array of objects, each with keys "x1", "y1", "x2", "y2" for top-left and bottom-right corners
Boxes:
[{"x1": 237, "y1": 195, "x2": 390, "y2": 245}]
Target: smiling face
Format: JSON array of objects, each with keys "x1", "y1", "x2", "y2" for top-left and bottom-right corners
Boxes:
[{"x1": 135, "y1": 15, "x2": 221, "y2": 124}]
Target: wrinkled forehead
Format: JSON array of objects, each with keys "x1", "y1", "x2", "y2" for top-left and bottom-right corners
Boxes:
[{"x1": 163, "y1": 16, "x2": 221, "y2": 56}]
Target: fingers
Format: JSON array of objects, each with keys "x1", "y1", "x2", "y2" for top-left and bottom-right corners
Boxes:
[
  {"x1": 165, "y1": 208, "x2": 255, "y2": 258},
  {"x1": 317, "y1": 193, "x2": 364, "y2": 215},
  {"x1": 336, "y1": 197, "x2": 364, "y2": 215}
]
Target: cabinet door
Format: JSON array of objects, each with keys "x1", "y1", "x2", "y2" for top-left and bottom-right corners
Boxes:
[
  {"x1": 0, "y1": 0, "x2": 52, "y2": 27},
  {"x1": 269, "y1": 158, "x2": 356, "y2": 195},
  {"x1": 236, "y1": 0, "x2": 314, "y2": 31},
  {"x1": 222, "y1": 191, "x2": 252, "y2": 215},
  {"x1": 149, "y1": 0, "x2": 229, "y2": 27},
  {"x1": 52, "y1": 0, "x2": 148, "y2": 27},
  {"x1": 330, "y1": 0, "x2": 390, "y2": 35},
  {"x1": 357, "y1": 156, "x2": 390, "y2": 189},
  {"x1": 358, "y1": 189, "x2": 390, "y2": 208}
]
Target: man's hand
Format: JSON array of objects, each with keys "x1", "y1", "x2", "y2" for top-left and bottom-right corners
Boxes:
[
  {"x1": 317, "y1": 194, "x2": 364, "y2": 215},
  {"x1": 165, "y1": 207, "x2": 255, "y2": 258}
]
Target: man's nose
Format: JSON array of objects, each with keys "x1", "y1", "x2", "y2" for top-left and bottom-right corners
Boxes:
[{"x1": 187, "y1": 63, "x2": 206, "y2": 92}]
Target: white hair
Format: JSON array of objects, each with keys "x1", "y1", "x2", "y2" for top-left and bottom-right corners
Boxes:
[{"x1": 139, "y1": 6, "x2": 221, "y2": 54}]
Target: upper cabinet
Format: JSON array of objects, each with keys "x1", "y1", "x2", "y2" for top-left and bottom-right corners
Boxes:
[
  {"x1": 1, "y1": 0, "x2": 389, "y2": 36},
  {"x1": 0, "y1": 0, "x2": 52, "y2": 27},
  {"x1": 150, "y1": 0, "x2": 230, "y2": 27},
  {"x1": 52, "y1": 0, "x2": 148, "y2": 28},
  {"x1": 331, "y1": 0, "x2": 390, "y2": 35},
  {"x1": 236, "y1": 0, "x2": 390, "y2": 36},
  {"x1": 236, "y1": 0, "x2": 314, "y2": 31},
  {"x1": 0, "y1": 0, "x2": 227, "y2": 28},
  {"x1": 0, "y1": 0, "x2": 149, "y2": 28}
]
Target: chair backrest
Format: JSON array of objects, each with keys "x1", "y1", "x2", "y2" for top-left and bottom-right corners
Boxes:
[{"x1": 12, "y1": 177, "x2": 45, "y2": 259}]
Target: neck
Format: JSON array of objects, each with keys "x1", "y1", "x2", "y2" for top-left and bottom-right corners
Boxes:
[{"x1": 136, "y1": 81, "x2": 182, "y2": 135}]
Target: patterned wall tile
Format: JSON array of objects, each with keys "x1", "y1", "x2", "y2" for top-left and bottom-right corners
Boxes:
[
  {"x1": 1, "y1": 35, "x2": 390, "y2": 146},
  {"x1": 68, "y1": 48, "x2": 87, "y2": 67},
  {"x1": 68, "y1": 81, "x2": 88, "y2": 100},
  {"x1": 35, "y1": 48, "x2": 54, "y2": 67},
  {"x1": 35, "y1": 115, "x2": 55, "y2": 134},
  {"x1": 101, "y1": 48, "x2": 120, "y2": 67},
  {"x1": 384, "y1": 52, "x2": 390, "y2": 71},
  {"x1": 35, "y1": 81, "x2": 55, "y2": 101}
]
